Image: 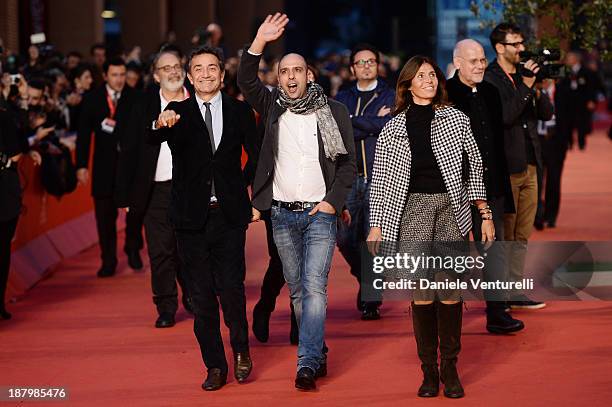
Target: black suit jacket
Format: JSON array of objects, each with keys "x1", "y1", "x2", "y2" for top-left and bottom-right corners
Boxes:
[
  {"x1": 446, "y1": 73, "x2": 514, "y2": 212},
  {"x1": 237, "y1": 48, "x2": 356, "y2": 215},
  {"x1": 0, "y1": 108, "x2": 22, "y2": 221},
  {"x1": 76, "y1": 85, "x2": 139, "y2": 198},
  {"x1": 484, "y1": 60, "x2": 554, "y2": 174},
  {"x1": 147, "y1": 93, "x2": 257, "y2": 230},
  {"x1": 114, "y1": 88, "x2": 164, "y2": 210}
]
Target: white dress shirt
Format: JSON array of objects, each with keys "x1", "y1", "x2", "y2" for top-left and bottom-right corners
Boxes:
[
  {"x1": 273, "y1": 110, "x2": 326, "y2": 202},
  {"x1": 154, "y1": 87, "x2": 189, "y2": 181},
  {"x1": 195, "y1": 91, "x2": 223, "y2": 150}
]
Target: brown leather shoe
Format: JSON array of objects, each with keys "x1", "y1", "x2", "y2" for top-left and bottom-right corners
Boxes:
[
  {"x1": 234, "y1": 352, "x2": 252, "y2": 383},
  {"x1": 202, "y1": 368, "x2": 227, "y2": 391}
]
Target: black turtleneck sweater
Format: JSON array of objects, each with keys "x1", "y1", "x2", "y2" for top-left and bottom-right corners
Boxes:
[{"x1": 406, "y1": 103, "x2": 447, "y2": 193}]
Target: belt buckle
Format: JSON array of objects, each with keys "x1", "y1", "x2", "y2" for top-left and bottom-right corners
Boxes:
[{"x1": 292, "y1": 201, "x2": 303, "y2": 212}]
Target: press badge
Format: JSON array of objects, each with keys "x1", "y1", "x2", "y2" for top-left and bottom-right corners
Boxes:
[{"x1": 101, "y1": 117, "x2": 116, "y2": 134}]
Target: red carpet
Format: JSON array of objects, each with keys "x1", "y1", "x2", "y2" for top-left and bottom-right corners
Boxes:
[{"x1": 2, "y1": 129, "x2": 612, "y2": 406}]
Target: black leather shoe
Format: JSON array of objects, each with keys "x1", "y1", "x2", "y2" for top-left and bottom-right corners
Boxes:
[
  {"x1": 0, "y1": 308, "x2": 12, "y2": 320},
  {"x1": 182, "y1": 296, "x2": 193, "y2": 314},
  {"x1": 315, "y1": 362, "x2": 327, "y2": 378},
  {"x1": 486, "y1": 310, "x2": 524, "y2": 334},
  {"x1": 234, "y1": 352, "x2": 253, "y2": 383},
  {"x1": 202, "y1": 368, "x2": 227, "y2": 391},
  {"x1": 126, "y1": 250, "x2": 143, "y2": 270},
  {"x1": 155, "y1": 313, "x2": 175, "y2": 328},
  {"x1": 361, "y1": 306, "x2": 381, "y2": 321},
  {"x1": 96, "y1": 265, "x2": 116, "y2": 278},
  {"x1": 252, "y1": 302, "x2": 271, "y2": 343},
  {"x1": 295, "y1": 367, "x2": 316, "y2": 390},
  {"x1": 418, "y1": 364, "x2": 440, "y2": 397}
]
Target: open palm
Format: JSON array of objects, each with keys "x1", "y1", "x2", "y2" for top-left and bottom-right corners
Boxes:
[{"x1": 256, "y1": 13, "x2": 289, "y2": 43}]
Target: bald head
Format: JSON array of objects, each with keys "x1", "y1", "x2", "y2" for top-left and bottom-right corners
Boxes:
[
  {"x1": 453, "y1": 39, "x2": 487, "y2": 87},
  {"x1": 278, "y1": 53, "x2": 308, "y2": 99},
  {"x1": 279, "y1": 53, "x2": 307, "y2": 72}
]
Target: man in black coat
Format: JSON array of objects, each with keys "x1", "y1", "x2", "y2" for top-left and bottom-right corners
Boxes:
[
  {"x1": 115, "y1": 49, "x2": 193, "y2": 328},
  {"x1": 484, "y1": 23, "x2": 554, "y2": 310},
  {"x1": 238, "y1": 13, "x2": 356, "y2": 391},
  {"x1": 76, "y1": 57, "x2": 144, "y2": 277},
  {"x1": 447, "y1": 39, "x2": 524, "y2": 334},
  {"x1": 151, "y1": 46, "x2": 257, "y2": 391}
]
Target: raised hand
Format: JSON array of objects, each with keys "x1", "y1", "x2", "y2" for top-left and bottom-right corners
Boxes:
[{"x1": 250, "y1": 13, "x2": 289, "y2": 54}]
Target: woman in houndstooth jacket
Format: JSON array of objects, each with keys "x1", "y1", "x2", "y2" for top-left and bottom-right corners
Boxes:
[{"x1": 366, "y1": 56, "x2": 495, "y2": 399}]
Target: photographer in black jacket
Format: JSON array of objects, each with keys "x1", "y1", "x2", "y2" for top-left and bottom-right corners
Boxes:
[{"x1": 484, "y1": 23, "x2": 553, "y2": 310}]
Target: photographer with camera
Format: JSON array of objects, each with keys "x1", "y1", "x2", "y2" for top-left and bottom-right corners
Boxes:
[{"x1": 485, "y1": 23, "x2": 553, "y2": 310}]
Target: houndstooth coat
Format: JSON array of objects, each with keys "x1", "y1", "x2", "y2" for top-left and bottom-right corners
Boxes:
[{"x1": 369, "y1": 105, "x2": 487, "y2": 240}]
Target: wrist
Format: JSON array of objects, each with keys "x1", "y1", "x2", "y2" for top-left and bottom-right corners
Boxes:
[{"x1": 249, "y1": 38, "x2": 266, "y2": 54}]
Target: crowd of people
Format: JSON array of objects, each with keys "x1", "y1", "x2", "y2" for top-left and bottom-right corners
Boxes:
[{"x1": 0, "y1": 12, "x2": 609, "y2": 398}]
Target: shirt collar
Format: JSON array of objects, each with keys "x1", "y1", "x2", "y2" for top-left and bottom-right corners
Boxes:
[
  {"x1": 356, "y1": 79, "x2": 378, "y2": 92},
  {"x1": 105, "y1": 84, "x2": 121, "y2": 98},
  {"x1": 159, "y1": 87, "x2": 189, "y2": 105},
  {"x1": 195, "y1": 91, "x2": 222, "y2": 109}
]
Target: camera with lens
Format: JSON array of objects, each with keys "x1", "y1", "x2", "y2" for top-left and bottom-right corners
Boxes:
[{"x1": 519, "y1": 48, "x2": 565, "y2": 81}]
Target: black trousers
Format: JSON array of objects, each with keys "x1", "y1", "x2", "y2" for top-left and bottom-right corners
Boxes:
[
  {"x1": 472, "y1": 196, "x2": 507, "y2": 310},
  {"x1": 542, "y1": 133, "x2": 567, "y2": 225},
  {"x1": 0, "y1": 217, "x2": 19, "y2": 309},
  {"x1": 256, "y1": 211, "x2": 286, "y2": 313},
  {"x1": 562, "y1": 109, "x2": 591, "y2": 150},
  {"x1": 143, "y1": 181, "x2": 188, "y2": 315},
  {"x1": 93, "y1": 196, "x2": 144, "y2": 268},
  {"x1": 175, "y1": 207, "x2": 249, "y2": 373}
]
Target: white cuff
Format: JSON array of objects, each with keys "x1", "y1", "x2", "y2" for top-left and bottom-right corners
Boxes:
[{"x1": 247, "y1": 49, "x2": 263, "y2": 56}]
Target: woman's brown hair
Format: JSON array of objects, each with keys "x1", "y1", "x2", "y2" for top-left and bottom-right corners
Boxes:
[{"x1": 394, "y1": 55, "x2": 450, "y2": 114}]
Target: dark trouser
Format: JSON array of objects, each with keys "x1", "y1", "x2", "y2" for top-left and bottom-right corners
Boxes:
[
  {"x1": 471, "y1": 196, "x2": 507, "y2": 311},
  {"x1": 143, "y1": 181, "x2": 188, "y2": 315},
  {"x1": 93, "y1": 196, "x2": 144, "y2": 269},
  {"x1": 336, "y1": 176, "x2": 381, "y2": 309},
  {"x1": 175, "y1": 208, "x2": 249, "y2": 374},
  {"x1": 256, "y1": 210, "x2": 286, "y2": 313},
  {"x1": 564, "y1": 110, "x2": 591, "y2": 150},
  {"x1": 0, "y1": 217, "x2": 19, "y2": 309},
  {"x1": 543, "y1": 132, "x2": 567, "y2": 225}
]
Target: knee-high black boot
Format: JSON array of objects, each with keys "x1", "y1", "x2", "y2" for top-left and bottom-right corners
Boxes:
[
  {"x1": 412, "y1": 302, "x2": 439, "y2": 397},
  {"x1": 438, "y1": 301, "x2": 464, "y2": 398}
]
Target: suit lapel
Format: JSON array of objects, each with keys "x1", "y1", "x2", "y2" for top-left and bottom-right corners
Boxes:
[{"x1": 217, "y1": 93, "x2": 234, "y2": 154}]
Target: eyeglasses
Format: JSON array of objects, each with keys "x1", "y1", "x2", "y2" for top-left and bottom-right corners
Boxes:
[
  {"x1": 501, "y1": 41, "x2": 524, "y2": 48},
  {"x1": 157, "y1": 64, "x2": 183, "y2": 73},
  {"x1": 353, "y1": 58, "x2": 377, "y2": 67}
]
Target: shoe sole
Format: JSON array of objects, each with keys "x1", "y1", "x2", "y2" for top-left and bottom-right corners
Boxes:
[
  {"x1": 510, "y1": 304, "x2": 547, "y2": 310},
  {"x1": 486, "y1": 324, "x2": 524, "y2": 334},
  {"x1": 295, "y1": 380, "x2": 316, "y2": 391}
]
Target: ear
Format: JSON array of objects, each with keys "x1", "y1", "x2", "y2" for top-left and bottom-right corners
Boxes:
[
  {"x1": 494, "y1": 43, "x2": 505, "y2": 55},
  {"x1": 350, "y1": 65, "x2": 355, "y2": 77},
  {"x1": 452, "y1": 57, "x2": 461, "y2": 71},
  {"x1": 103, "y1": 72, "x2": 108, "y2": 82},
  {"x1": 187, "y1": 72, "x2": 194, "y2": 85},
  {"x1": 153, "y1": 72, "x2": 160, "y2": 84},
  {"x1": 220, "y1": 69, "x2": 225, "y2": 83}
]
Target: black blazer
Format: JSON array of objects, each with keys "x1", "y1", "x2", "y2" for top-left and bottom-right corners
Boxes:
[
  {"x1": 237, "y1": 48, "x2": 356, "y2": 215},
  {"x1": 76, "y1": 85, "x2": 139, "y2": 198},
  {"x1": 114, "y1": 89, "x2": 164, "y2": 210},
  {"x1": 484, "y1": 60, "x2": 554, "y2": 174},
  {"x1": 147, "y1": 93, "x2": 257, "y2": 230},
  {"x1": 0, "y1": 108, "x2": 22, "y2": 221},
  {"x1": 446, "y1": 73, "x2": 514, "y2": 212}
]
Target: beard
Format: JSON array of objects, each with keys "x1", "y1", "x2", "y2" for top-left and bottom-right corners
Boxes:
[{"x1": 161, "y1": 76, "x2": 185, "y2": 92}]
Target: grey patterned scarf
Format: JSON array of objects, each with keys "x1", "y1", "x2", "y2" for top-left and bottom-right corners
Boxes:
[{"x1": 277, "y1": 82, "x2": 348, "y2": 161}]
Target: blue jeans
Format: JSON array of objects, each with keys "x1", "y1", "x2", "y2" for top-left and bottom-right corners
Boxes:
[{"x1": 271, "y1": 205, "x2": 337, "y2": 372}]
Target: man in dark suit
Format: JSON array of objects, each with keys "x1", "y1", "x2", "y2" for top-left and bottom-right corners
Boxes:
[
  {"x1": 447, "y1": 39, "x2": 524, "y2": 334},
  {"x1": 115, "y1": 49, "x2": 192, "y2": 328},
  {"x1": 238, "y1": 13, "x2": 356, "y2": 391},
  {"x1": 151, "y1": 46, "x2": 257, "y2": 391},
  {"x1": 76, "y1": 57, "x2": 144, "y2": 277}
]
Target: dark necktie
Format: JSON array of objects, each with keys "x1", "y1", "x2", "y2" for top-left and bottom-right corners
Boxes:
[{"x1": 203, "y1": 102, "x2": 216, "y2": 197}]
